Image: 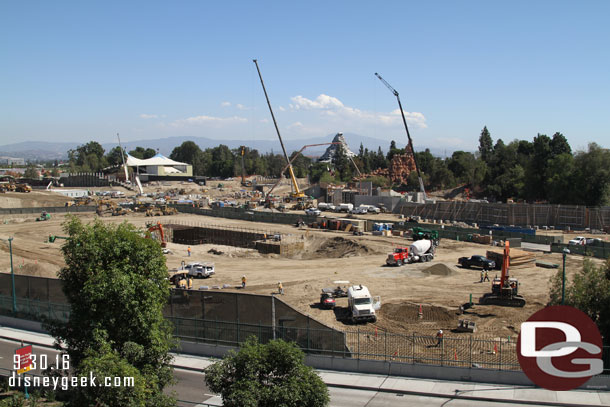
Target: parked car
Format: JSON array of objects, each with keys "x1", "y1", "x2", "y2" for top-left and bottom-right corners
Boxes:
[
  {"x1": 458, "y1": 255, "x2": 495, "y2": 270},
  {"x1": 568, "y1": 236, "x2": 587, "y2": 245},
  {"x1": 305, "y1": 208, "x2": 321, "y2": 216}
]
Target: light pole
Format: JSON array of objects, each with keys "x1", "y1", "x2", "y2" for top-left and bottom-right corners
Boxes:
[{"x1": 562, "y1": 248, "x2": 570, "y2": 305}]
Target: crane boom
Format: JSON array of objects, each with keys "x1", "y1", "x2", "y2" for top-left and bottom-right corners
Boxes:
[
  {"x1": 375, "y1": 72, "x2": 426, "y2": 198},
  {"x1": 253, "y1": 59, "x2": 303, "y2": 198}
]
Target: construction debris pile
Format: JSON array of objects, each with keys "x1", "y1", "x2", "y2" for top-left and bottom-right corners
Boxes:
[{"x1": 366, "y1": 147, "x2": 417, "y2": 185}]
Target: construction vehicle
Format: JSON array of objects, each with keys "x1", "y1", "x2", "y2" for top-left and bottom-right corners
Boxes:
[
  {"x1": 386, "y1": 247, "x2": 409, "y2": 266},
  {"x1": 319, "y1": 291, "x2": 336, "y2": 309},
  {"x1": 412, "y1": 227, "x2": 440, "y2": 246},
  {"x1": 96, "y1": 199, "x2": 117, "y2": 216},
  {"x1": 112, "y1": 206, "x2": 130, "y2": 216},
  {"x1": 36, "y1": 211, "x2": 51, "y2": 221},
  {"x1": 169, "y1": 271, "x2": 192, "y2": 289},
  {"x1": 15, "y1": 183, "x2": 32, "y2": 192},
  {"x1": 347, "y1": 285, "x2": 380, "y2": 323},
  {"x1": 74, "y1": 196, "x2": 93, "y2": 206},
  {"x1": 146, "y1": 222, "x2": 167, "y2": 248},
  {"x1": 479, "y1": 241, "x2": 526, "y2": 307},
  {"x1": 387, "y1": 240, "x2": 436, "y2": 266},
  {"x1": 253, "y1": 59, "x2": 305, "y2": 200},
  {"x1": 184, "y1": 262, "x2": 215, "y2": 279},
  {"x1": 375, "y1": 73, "x2": 426, "y2": 198}
]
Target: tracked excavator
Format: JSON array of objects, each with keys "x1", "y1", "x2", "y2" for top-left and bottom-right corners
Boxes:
[
  {"x1": 479, "y1": 241, "x2": 526, "y2": 307},
  {"x1": 146, "y1": 222, "x2": 167, "y2": 248}
]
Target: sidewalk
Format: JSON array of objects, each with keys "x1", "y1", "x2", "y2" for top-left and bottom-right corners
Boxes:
[{"x1": 2, "y1": 326, "x2": 608, "y2": 407}]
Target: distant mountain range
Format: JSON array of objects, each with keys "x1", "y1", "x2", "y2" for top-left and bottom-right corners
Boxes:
[{"x1": 0, "y1": 133, "x2": 446, "y2": 161}]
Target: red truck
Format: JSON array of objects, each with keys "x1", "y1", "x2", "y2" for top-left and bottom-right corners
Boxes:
[{"x1": 386, "y1": 247, "x2": 409, "y2": 266}]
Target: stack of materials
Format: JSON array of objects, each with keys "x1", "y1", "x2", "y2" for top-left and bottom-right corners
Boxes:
[
  {"x1": 486, "y1": 247, "x2": 535, "y2": 269},
  {"x1": 471, "y1": 234, "x2": 492, "y2": 244}
]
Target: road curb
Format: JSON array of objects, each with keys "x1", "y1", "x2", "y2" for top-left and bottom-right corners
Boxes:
[{"x1": 326, "y1": 382, "x2": 603, "y2": 407}]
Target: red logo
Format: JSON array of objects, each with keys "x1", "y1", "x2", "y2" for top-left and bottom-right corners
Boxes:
[{"x1": 517, "y1": 306, "x2": 603, "y2": 391}]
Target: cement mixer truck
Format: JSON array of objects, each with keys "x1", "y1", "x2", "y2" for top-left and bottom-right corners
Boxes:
[{"x1": 386, "y1": 239, "x2": 435, "y2": 266}]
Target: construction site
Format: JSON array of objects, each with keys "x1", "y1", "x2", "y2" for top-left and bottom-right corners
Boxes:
[{"x1": 1, "y1": 64, "x2": 609, "y2": 374}]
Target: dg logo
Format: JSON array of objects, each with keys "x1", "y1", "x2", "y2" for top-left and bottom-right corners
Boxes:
[{"x1": 517, "y1": 305, "x2": 604, "y2": 391}]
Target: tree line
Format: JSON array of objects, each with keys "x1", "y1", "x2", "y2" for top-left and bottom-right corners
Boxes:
[{"x1": 64, "y1": 129, "x2": 610, "y2": 206}]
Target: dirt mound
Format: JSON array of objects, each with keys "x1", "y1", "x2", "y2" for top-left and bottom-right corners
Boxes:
[
  {"x1": 421, "y1": 263, "x2": 456, "y2": 276},
  {"x1": 381, "y1": 302, "x2": 455, "y2": 323},
  {"x1": 309, "y1": 237, "x2": 373, "y2": 259}
]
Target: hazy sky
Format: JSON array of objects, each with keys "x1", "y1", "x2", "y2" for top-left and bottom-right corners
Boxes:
[{"x1": 1, "y1": 1, "x2": 608, "y2": 152}]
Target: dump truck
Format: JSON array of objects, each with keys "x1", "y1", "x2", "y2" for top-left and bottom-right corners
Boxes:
[
  {"x1": 36, "y1": 212, "x2": 51, "y2": 221},
  {"x1": 347, "y1": 285, "x2": 380, "y2": 323}
]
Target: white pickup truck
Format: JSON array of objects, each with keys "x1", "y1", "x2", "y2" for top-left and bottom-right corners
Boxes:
[{"x1": 184, "y1": 262, "x2": 215, "y2": 278}]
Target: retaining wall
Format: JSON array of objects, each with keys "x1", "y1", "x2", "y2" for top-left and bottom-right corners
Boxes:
[{"x1": 0, "y1": 206, "x2": 96, "y2": 215}]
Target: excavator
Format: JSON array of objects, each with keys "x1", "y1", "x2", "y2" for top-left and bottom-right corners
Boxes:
[
  {"x1": 147, "y1": 222, "x2": 167, "y2": 248},
  {"x1": 479, "y1": 241, "x2": 526, "y2": 307}
]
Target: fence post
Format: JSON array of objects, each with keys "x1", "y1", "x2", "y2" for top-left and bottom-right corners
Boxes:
[
  {"x1": 411, "y1": 333, "x2": 415, "y2": 364},
  {"x1": 499, "y1": 340, "x2": 502, "y2": 370},
  {"x1": 469, "y1": 336, "x2": 472, "y2": 368},
  {"x1": 357, "y1": 326, "x2": 360, "y2": 359},
  {"x1": 384, "y1": 331, "x2": 387, "y2": 362}
]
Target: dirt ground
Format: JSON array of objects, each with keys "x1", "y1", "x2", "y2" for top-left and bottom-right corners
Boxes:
[{"x1": 1, "y1": 189, "x2": 606, "y2": 343}]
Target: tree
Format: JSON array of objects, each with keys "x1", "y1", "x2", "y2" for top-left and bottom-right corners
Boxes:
[
  {"x1": 24, "y1": 165, "x2": 39, "y2": 179},
  {"x1": 204, "y1": 337, "x2": 329, "y2": 407},
  {"x1": 170, "y1": 141, "x2": 207, "y2": 176},
  {"x1": 105, "y1": 146, "x2": 127, "y2": 167},
  {"x1": 45, "y1": 217, "x2": 175, "y2": 407},
  {"x1": 571, "y1": 143, "x2": 610, "y2": 206},
  {"x1": 549, "y1": 259, "x2": 610, "y2": 342},
  {"x1": 478, "y1": 126, "x2": 493, "y2": 163},
  {"x1": 129, "y1": 146, "x2": 157, "y2": 159},
  {"x1": 68, "y1": 141, "x2": 107, "y2": 172}
]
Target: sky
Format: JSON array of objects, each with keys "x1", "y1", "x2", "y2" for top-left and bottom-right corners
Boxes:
[{"x1": 1, "y1": 0, "x2": 609, "y2": 153}]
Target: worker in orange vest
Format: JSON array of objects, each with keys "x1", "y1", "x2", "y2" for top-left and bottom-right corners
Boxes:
[
  {"x1": 187, "y1": 246, "x2": 191, "y2": 257},
  {"x1": 436, "y1": 329, "x2": 444, "y2": 347},
  {"x1": 242, "y1": 275, "x2": 247, "y2": 288}
]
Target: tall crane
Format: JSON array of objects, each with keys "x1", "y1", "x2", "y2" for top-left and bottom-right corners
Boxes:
[
  {"x1": 253, "y1": 59, "x2": 304, "y2": 199},
  {"x1": 375, "y1": 73, "x2": 426, "y2": 199}
]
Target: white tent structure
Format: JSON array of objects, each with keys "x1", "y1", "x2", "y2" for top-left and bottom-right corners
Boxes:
[{"x1": 125, "y1": 154, "x2": 193, "y2": 178}]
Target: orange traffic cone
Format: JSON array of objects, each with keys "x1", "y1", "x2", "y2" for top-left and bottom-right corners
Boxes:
[
  {"x1": 375, "y1": 327, "x2": 378, "y2": 338},
  {"x1": 493, "y1": 343, "x2": 498, "y2": 355},
  {"x1": 418, "y1": 304, "x2": 423, "y2": 319},
  {"x1": 454, "y1": 349, "x2": 458, "y2": 361}
]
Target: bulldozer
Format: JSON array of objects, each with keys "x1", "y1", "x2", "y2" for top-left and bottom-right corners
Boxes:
[
  {"x1": 479, "y1": 241, "x2": 526, "y2": 307},
  {"x1": 15, "y1": 183, "x2": 32, "y2": 193},
  {"x1": 96, "y1": 199, "x2": 117, "y2": 216},
  {"x1": 160, "y1": 205, "x2": 178, "y2": 215}
]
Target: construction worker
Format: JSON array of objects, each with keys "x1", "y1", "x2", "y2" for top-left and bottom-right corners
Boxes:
[
  {"x1": 480, "y1": 270, "x2": 484, "y2": 283},
  {"x1": 436, "y1": 329, "x2": 443, "y2": 347},
  {"x1": 278, "y1": 281, "x2": 284, "y2": 295},
  {"x1": 242, "y1": 275, "x2": 247, "y2": 288},
  {"x1": 187, "y1": 246, "x2": 192, "y2": 257},
  {"x1": 484, "y1": 270, "x2": 490, "y2": 282}
]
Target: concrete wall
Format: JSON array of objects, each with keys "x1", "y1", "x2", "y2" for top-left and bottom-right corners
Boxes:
[
  {"x1": 0, "y1": 205, "x2": 96, "y2": 215},
  {"x1": 355, "y1": 195, "x2": 404, "y2": 211}
]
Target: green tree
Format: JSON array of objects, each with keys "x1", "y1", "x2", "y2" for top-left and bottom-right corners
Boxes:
[
  {"x1": 571, "y1": 143, "x2": 610, "y2": 206},
  {"x1": 129, "y1": 146, "x2": 157, "y2": 159},
  {"x1": 549, "y1": 259, "x2": 610, "y2": 342},
  {"x1": 170, "y1": 141, "x2": 207, "y2": 176},
  {"x1": 204, "y1": 337, "x2": 329, "y2": 407},
  {"x1": 68, "y1": 141, "x2": 107, "y2": 172},
  {"x1": 105, "y1": 146, "x2": 127, "y2": 167},
  {"x1": 45, "y1": 217, "x2": 175, "y2": 407},
  {"x1": 478, "y1": 126, "x2": 493, "y2": 163},
  {"x1": 24, "y1": 165, "x2": 39, "y2": 179}
]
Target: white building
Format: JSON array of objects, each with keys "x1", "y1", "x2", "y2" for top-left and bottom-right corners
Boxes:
[{"x1": 126, "y1": 154, "x2": 193, "y2": 179}]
